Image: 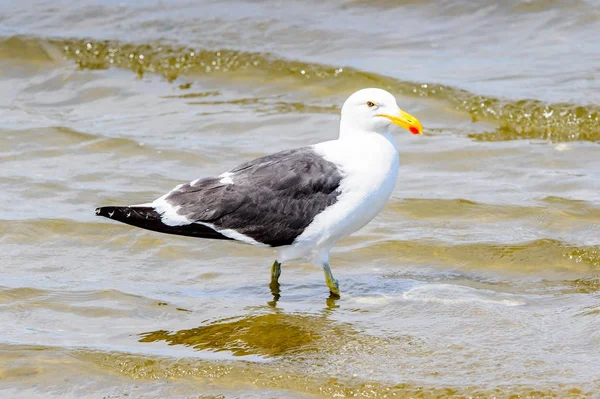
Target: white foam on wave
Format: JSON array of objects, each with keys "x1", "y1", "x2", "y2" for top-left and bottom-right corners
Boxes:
[
  {"x1": 347, "y1": 283, "x2": 526, "y2": 307},
  {"x1": 402, "y1": 284, "x2": 525, "y2": 307},
  {"x1": 352, "y1": 295, "x2": 390, "y2": 305}
]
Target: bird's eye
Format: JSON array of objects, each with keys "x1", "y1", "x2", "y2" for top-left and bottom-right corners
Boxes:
[{"x1": 366, "y1": 101, "x2": 376, "y2": 108}]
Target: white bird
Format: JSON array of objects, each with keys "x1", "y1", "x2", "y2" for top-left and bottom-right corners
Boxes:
[{"x1": 95, "y1": 88, "x2": 423, "y2": 297}]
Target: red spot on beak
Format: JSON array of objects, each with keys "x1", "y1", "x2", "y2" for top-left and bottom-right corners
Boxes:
[{"x1": 409, "y1": 126, "x2": 420, "y2": 135}]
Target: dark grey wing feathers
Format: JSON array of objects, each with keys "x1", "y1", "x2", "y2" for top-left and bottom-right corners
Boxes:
[
  {"x1": 166, "y1": 179, "x2": 246, "y2": 222},
  {"x1": 162, "y1": 147, "x2": 342, "y2": 247}
]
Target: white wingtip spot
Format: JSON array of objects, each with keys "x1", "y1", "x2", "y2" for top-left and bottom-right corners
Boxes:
[
  {"x1": 108, "y1": 211, "x2": 115, "y2": 218},
  {"x1": 219, "y1": 172, "x2": 234, "y2": 185}
]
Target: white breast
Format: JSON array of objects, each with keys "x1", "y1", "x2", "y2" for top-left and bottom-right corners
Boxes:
[{"x1": 278, "y1": 133, "x2": 399, "y2": 263}]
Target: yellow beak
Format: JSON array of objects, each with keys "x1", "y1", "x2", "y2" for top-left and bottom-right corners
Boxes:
[{"x1": 377, "y1": 109, "x2": 423, "y2": 135}]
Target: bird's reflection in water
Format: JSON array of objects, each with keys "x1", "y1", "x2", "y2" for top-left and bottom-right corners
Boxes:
[
  {"x1": 325, "y1": 293, "x2": 340, "y2": 310},
  {"x1": 139, "y1": 306, "x2": 353, "y2": 358},
  {"x1": 267, "y1": 281, "x2": 340, "y2": 310},
  {"x1": 268, "y1": 281, "x2": 281, "y2": 308}
]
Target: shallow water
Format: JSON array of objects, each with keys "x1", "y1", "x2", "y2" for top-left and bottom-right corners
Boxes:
[{"x1": 1, "y1": 0, "x2": 600, "y2": 398}]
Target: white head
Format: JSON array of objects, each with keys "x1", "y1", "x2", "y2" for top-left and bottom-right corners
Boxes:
[{"x1": 339, "y1": 88, "x2": 423, "y2": 138}]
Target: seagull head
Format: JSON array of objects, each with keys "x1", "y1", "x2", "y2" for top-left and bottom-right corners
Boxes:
[{"x1": 340, "y1": 88, "x2": 423, "y2": 137}]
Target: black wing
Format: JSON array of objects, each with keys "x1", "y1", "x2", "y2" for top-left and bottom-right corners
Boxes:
[{"x1": 94, "y1": 206, "x2": 233, "y2": 240}]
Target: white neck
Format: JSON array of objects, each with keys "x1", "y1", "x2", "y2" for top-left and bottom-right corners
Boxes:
[
  {"x1": 338, "y1": 124, "x2": 396, "y2": 153},
  {"x1": 339, "y1": 118, "x2": 391, "y2": 141}
]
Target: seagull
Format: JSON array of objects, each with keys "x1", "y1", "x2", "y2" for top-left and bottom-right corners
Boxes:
[{"x1": 95, "y1": 88, "x2": 422, "y2": 297}]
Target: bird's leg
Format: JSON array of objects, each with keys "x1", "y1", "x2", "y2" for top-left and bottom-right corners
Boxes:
[
  {"x1": 269, "y1": 260, "x2": 282, "y2": 296},
  {"x1": 270, "y1": 260, "x2": 281, "y2": 283},
  {"x1": 323, "y1": 262, "x2": 341, "y2": 297}
]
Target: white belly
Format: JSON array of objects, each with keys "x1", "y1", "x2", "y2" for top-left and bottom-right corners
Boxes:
[{"x1": 277, "y1": 133, "x2": 399, "y2": 263}]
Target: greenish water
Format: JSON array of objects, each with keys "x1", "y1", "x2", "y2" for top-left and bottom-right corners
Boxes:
[{"x1": 1, "y1": 1, "x2": 599, "y2": 398}]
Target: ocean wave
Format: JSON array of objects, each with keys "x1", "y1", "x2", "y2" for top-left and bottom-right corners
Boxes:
[{"x1": 1, "y1": 36, "x2": 599, "y2": 142}]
